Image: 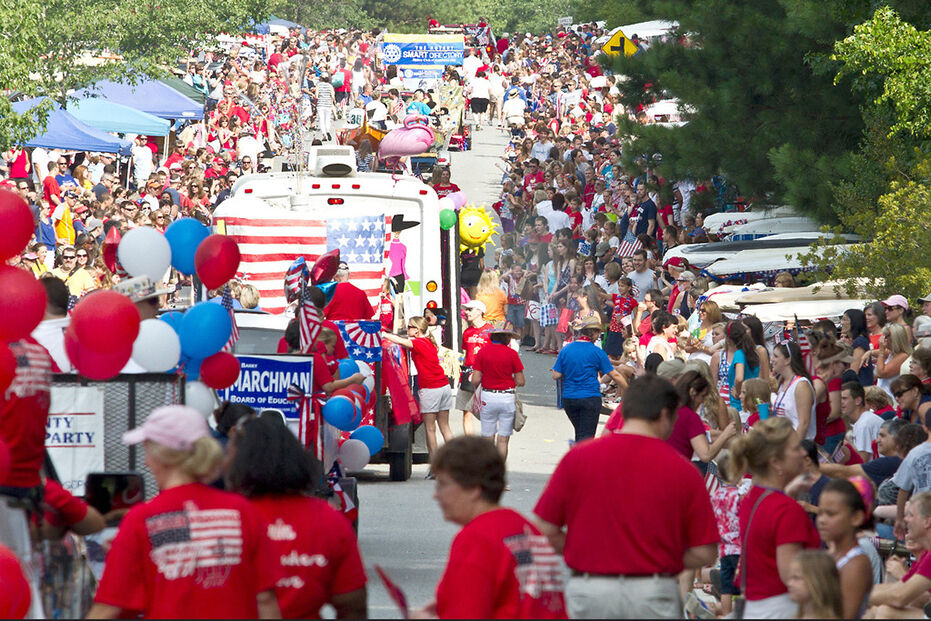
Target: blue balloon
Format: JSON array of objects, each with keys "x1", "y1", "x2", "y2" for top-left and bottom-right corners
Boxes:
[
  {"x1": 179, "y1": 302, "x2": 232, "y2": 359},
  {"x1": 317, "y1": 281, "x2": 337, "y2": 305},
  {"x1": 164, "y1": 218, "x2": 210, "y2": 275},
  {"x1": 338, "y1": 358, "x2": 359, "y2": 377},
  {"x1": 181, "y1": 355, "x2": 203, "y2": 380},
  {"x1": 350, "y1": 425, "x2": 384, "y2": 456},
  {"x1": 322, "y1": 396, "x2": 358, "y2": 431},
  {"x1": 159, "y1": 311, "x2": 184, "y2": 334}
]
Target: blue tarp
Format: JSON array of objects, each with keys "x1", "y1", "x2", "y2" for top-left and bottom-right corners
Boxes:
[
  {"x1": 67, "y1": 98, "x2": 171, "y2": 137},
  {"x1": 11, "y1": 98, "x2": 132, "y2": 155},
  {"x1": 75, "y1": 77, "x2": 203, "y2": 119}
]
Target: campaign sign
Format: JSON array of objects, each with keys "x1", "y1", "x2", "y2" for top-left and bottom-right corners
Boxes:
[
  {"x1": 382, "y1": 34, "x2": 464, "y2": 66},
  {"x1": 47, "y1": 386, "x2": 106, "y2": 496},
  {"x1": 217, "y1": 355, "x2": 313, "y2": 435}
]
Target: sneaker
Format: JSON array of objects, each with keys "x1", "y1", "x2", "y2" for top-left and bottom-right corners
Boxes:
[{"x1": 425, "y1": 472, "x2": 435, "y2": 480}]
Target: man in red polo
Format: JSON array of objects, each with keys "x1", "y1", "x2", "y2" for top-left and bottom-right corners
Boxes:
[
  {"x1": 457, "y1": 300, "x2": 493, "y2": 435},
  {"x1": 534, "y1": 374, "x2": 718, "y2": 619}
]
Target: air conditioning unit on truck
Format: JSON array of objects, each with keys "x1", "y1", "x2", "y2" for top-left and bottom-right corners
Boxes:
[{"x1": 213, "y1": 146, "x2": 461, "y2": 481}]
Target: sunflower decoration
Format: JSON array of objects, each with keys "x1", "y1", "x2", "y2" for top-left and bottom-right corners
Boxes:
[{"x1": 458, "y1": 204, "x2": 499, "y2": 252}]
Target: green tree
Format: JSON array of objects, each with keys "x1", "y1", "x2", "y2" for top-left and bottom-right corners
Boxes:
[
  {"x1": 604, "y1": 0, "x2": 929, "y2": 224},
  {"x1": 802, "y1": 7, "x2": 931, "y2": 303},
  {"x1": 0, "y1": 0, "x2": 267, "y2": 151},
  {"x1": 269, "y1": 0, "x2": 375, "y2": 30}
]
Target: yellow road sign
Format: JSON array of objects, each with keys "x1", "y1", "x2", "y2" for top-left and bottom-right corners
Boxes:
[{"x1": 601, "y1": 30, "x2": 639, "y2": 57}]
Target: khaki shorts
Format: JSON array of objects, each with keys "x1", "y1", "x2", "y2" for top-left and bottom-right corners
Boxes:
[
  {"x1": 419, "y1": 385, "x2": 453, "y2": 413},
  {"x1": 455, "y1": 383, "x2": 476, "y2": 411}
]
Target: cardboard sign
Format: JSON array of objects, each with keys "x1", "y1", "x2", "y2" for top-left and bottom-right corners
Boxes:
[{"x1": 47, "y1": 386, "x2": 106, "y2": 496}]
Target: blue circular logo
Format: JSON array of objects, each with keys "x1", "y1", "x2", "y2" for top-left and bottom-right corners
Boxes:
[{"x1": 383, "y1": 44, "x2": 402, "y2": 64}]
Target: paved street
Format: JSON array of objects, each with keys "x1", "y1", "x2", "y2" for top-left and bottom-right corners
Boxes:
[{"x1": 356, "y1": 126, "x2": 576, "y2": 618}]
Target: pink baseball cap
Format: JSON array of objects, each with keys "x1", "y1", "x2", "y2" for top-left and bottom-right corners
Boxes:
[
  {"x1": 882, "y1": 294, "x2": 909, "y2": 309},
  {"x1": 123, "y1": 405, "x2": 210, "y2": 450}
]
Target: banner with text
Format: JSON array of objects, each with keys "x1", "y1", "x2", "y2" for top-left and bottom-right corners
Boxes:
[
  {"x1": 217, "y1": 355, "x2": 313, "y2": 437},
  {"x1": 47, "y1": 386, "x2": 106, "y2": 496},
  {"x1": 381, "y1": 34, "x2": 464, "y2": 66}
]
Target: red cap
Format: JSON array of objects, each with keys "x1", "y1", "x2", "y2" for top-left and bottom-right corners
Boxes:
[{"x1": 664, "y1": 256, "x2": 685, "y2": 269}]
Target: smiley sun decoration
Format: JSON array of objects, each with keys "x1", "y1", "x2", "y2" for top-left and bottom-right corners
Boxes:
[{"x1": 458, "y1": 204, "x2": 499, "y2": 252}]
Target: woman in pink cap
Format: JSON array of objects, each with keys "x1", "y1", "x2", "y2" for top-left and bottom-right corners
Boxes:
[
  {"x1": 87, "y1": 405, "x2": 281, "y2": 619},
  {"x1": 882, "y1": 294, "x2": 913, "y2": 343}
]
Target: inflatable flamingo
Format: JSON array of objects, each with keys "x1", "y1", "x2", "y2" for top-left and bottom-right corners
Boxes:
[{"x1": 378, "y1": 115, "x2": 435, "y2": 158}]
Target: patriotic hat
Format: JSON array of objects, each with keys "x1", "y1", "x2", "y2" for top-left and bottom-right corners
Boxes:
[{"x1": 390, "y1": 214, "x2": 419, "y2": 232}]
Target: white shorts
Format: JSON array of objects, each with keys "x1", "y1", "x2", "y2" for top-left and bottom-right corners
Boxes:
[
  {"x1": 418, "y1": 385, "x2": 453, "y2": 413},
  {"x1": 480, "y1": 390, "x2": 516, "y2": 437}
]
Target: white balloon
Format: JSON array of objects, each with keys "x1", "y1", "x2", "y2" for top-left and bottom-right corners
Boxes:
[
  {"x1": 131, "y1": 319, "x2": 181, "y2": 372},
  {"x1": 355, "y1": 360, "x2": 375, "y2": 395},
  {"x1": 437, "y1": 196, "x2": 455, "y2": 211},
  {"x1": 185, "y1": 380, "x2": 218, "y2": 418},
  {"x1": 338, "y1": 438, "x2": 371, "y2": 471},
  {"x1": 117, "y1": 227, "x2": 172, "y2": 282}
]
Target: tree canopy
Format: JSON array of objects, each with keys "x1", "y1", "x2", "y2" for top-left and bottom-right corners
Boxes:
[{"x1": 604, "y1": 0, "x2": 930, "y2": 224}]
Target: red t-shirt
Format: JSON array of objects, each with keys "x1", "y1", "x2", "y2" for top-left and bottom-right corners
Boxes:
[
  {"x1": 43, "y1": 175, "x2": 61, "y2": 204},
  {"x1": 433, "y1": 183, "x2": 461, "y2": 199},
  {"x1": 463, "y1": 323, "x2": 493, "y2": 368},
  {"x1": 41, "y1": 479, "x2": 88, "y2": 528},
  {"x1": 94, "y1": 483, "x2": 280, "y2": 617},
  {"x1": 0, "y1": 338, "x2": 52, "y2": 488},
  {"x1": 604, "y1": 403, "x2": 623, "y2": 433},
  {"x1": 823, "y1": 377, "x2": 846, "y2": 438},
  {"x1": 534, "y1": 434, "x2": 718, "y2": 574},
  {"x1": 250, "y1": 495, "x2": 366, "y2": 618},
  {"x1": 436, "y1": 508, "x2": 567, "y2": 619},
  {"x1": 739, "y1": 486, "x2": 821, "y2": 600},
  {"x1": 379, "y1": 295, "x2": 394, "y2": 332},
  {"x1": 325, "y1": 283, "x2": 375, "y2": 321},
  {"x1": 667, "y1": 406, "x2": 706, "y2": 460},
  {"x1": 411, "y1": 337, "x2": 448, "y2": 389},
  {"x1": 321, "y1": 319, "x2": 350, "y2": 360},
  {"x1": 474, "y1": 344, "x2": 524, "y2": 390},
  {"x1": 902, "y1": 550, "x2": 931, "y2": 585},
  {"x1": 312, "y1": 352, "x2": 334, "y2": 392}
]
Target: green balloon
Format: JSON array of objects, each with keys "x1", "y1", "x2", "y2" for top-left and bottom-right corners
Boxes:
[{"x1": 439, "y1": 209, "x2": 457, "y2": 230}]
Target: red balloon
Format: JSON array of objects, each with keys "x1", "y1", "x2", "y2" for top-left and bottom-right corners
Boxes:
[
  {"x1": 194, "y1": 235, "x2": 241, "y2": 290},
  {"x1": 64, "y1": 326, "x2": 132, "y2": 380},
  {"x1": 0, "y1": 541, "x2": 31, "y2": 618},
  {"x1": 0, "y1": 343, "x2": 15, "y2": 394},
  {"x1": 0, "y1": 265, "x2": 46, "y2": 342},
  {"x1": 199, "y1": 352, "x2": 241, "y2": 389},
  {"x1": 0, "y1": 188, "x2": 35, "y2": 261},
  {"x1": 310, "y1": 249, "x2": 340, "y2": 284},
  {"x1": 70, "y1": 290, "x2": 141, "y2": 355},
  {"x1": 331, "y1": 386, "x2": 363, "y2": 412}
]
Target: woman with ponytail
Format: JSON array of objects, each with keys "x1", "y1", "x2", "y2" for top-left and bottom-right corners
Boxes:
[
  {"x1": 383, "y1": 316, "x2": 454, "y2": 474},
  {"x1": 88, "y1": 406, "x2": 281, "y2": 619},
  {"x1": 730, "y1": 417, "x2": 821, "y2": 618},
  {"x1": 725, "y1": 320, "x2": 760, "y2": 411},
  {"x1": 772, "y1": 341, "x2": 817, "y2": 441}
]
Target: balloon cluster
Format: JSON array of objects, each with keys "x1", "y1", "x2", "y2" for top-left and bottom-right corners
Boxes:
[
  {"x1": 321, "y1": 360, "x2": 383, "y2": 471},
  {"x1": 62, "y1": 216, "x2": 243, "y2": 397},
  {"x1": 437, "y1": 191, "x2": 467, "y2": 231},
  {"x1": 0, "y1": 188, "x2": 48, "y2": 392}
]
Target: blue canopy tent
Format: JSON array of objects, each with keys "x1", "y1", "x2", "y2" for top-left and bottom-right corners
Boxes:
[
  {"x1": 75, "y1": 77, "x2": 203, "y2": 120},
  {"x1": 254, "y1": 16, "x2": 304, "y2": 34},
  {"x1": 11, "y1": 98, "x2": 131, "y2": 155},
  {"x1": 66, "y1": 99, "x2": 171, "y2": 137}
]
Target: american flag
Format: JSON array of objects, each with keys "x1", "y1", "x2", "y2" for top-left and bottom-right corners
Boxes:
[
  {"x1": 145, "y1": 507, "x2": 244, "y2": 580},
  {"x1": 503, "y1": 530, "x2": 564, "y2": 599},
  {"x1": 222, "y1": 214, "x2": 390, "y2": 314},
  {"x1": 326, "y1": 462, "x2": 358, "y2": 523},
  {"x1": 299, "y1": 294, "x2": 323, "y2": 353},
  {"x1": 616, "y1": 234, "x2": 643, "y2": 258},
  {"x1": 333, "y1": 320, "x2": 382, "y2": 361},
  {"x1": 220, "y1": 284, "x2": 239, "y2": 352}
]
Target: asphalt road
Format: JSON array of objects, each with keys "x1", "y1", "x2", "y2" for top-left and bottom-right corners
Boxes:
[{"x1": 354, "y1": 125, "x2": 577, "y2": 619}]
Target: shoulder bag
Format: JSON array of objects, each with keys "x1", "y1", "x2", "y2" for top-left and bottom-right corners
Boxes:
[{"x1": 733, "y1": 489, "x2": 773, "y2": 620}]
